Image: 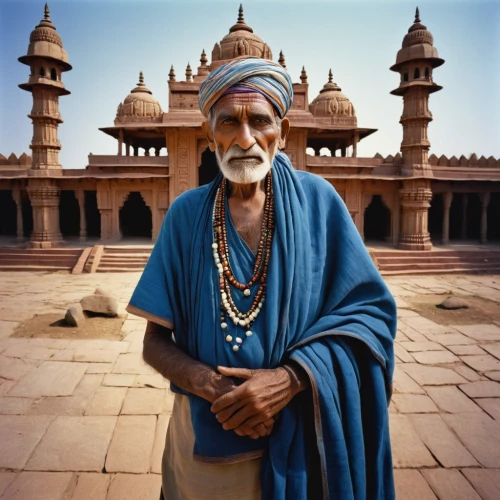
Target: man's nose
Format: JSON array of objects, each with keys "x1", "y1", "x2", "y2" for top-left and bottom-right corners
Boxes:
[{"x1": 234, "y1": 123, "x2": 256, "y2": 151}]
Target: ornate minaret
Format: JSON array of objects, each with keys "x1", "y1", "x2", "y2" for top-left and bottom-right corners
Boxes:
[
  {"x1": 19, "y1": 3, "x2": 71, "y2": 171},
  {"x1": 18, "y1": 4, "x2": 71, "y2": 247},
  {"x1": 390, "y1": 7, "x2": 444, "y2": 250}
]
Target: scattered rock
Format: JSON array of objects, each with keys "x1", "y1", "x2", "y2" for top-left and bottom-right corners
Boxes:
[
  {"x1": 65, "y1": 304, "x2": 85, "y2": 327},
  {"x1": 438, "y1": 297, "x2": 470, "y2": 310},
  {"x1": 94, "y1": 287, "x2": 113, "y2": 297},
  {"x1": 81, "y1": 293, "x2": 118, "y2": 317}
]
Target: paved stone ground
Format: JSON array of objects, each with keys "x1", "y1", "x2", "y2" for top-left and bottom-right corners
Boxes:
[{"x1": 0, "y1": 272, "x2": 500, "y2": 499}]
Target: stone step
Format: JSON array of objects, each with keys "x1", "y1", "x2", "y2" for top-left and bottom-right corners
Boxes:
[
  {"x1": 96, "y1": 267, "x2": 145, "y2": 273},
  {"x1": 96, "y1": 261, "x2": 147, "y2": 269},
  {"x1": 0, "y1": 257, "x2": 78, "y2": 266},
  {"x1": 102, "y1": 253, "x2": 151, "y2": 259},
  {"x1": 372, "y1": 250, "x2": 500, "y2": 258},
  {"x1": 0, "y1": 265, "x2": 71, "y2": 272},
  {"x1": 381, "y1": 267, "x2": 500, "y2": 276},
  {"x1": 376, "y1": 256, "x2": 500, "y2": 265},
  {"x1": 380, "y1": 261, "x2": 500, "y2": 270}
]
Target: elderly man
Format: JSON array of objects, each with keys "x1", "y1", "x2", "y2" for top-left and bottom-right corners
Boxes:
[{"x1": 126, "y1": 57, "x2": 396, "y2": 500}]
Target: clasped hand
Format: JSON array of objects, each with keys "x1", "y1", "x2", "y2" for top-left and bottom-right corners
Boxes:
[{"x1": 210, "y1": 366, "x2": 296, "y2": 440}]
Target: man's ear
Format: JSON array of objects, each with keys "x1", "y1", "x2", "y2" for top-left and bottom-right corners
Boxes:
[
  {"x1": 202, "y1": 121, "x2": 216, "y2": 152},
  {"x1": 278, "y1": 117, "x2": 290, "y2": 150}
]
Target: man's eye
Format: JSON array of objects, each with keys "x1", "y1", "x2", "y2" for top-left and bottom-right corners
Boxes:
[{"x1": 221, "y1": 118, "x2": 235, "y2": 125}]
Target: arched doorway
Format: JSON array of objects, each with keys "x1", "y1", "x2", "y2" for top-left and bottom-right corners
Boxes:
[
  {"x1": 0, "y1": 190, "x2": 17, "y2": 237},
  {"x1": 364, "y1": 195, "x2": 391, "y2": 241},
  {"x1": 487, "y1": 193, "x2": 500, "y2": 241},
  {"x1": 59, "y1": 190, "x2": 80, "y2": 239},
  {"x1": 198, "y1": 147, "x2": 219, "y2": 186},
  {"x1": 428, "y1": 193, "x2": 443, "y2": 242},
  {"x1": 84, "y1": 191, "x2": 101, "y2": 239},
  {"x1": 119, "y1": 192, "x2": 152, "y2": 239}
]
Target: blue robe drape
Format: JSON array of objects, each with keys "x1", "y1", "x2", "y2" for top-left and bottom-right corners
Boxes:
[{"x1": 127, "y1": 152, "x2": 396, "y2": 499}]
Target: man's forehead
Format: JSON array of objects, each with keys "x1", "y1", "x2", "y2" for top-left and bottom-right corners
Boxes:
[{"x1": 213, "y1": 93, "x2": 276, "y2": 116}]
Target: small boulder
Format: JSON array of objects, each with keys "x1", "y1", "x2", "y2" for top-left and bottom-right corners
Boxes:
[
  {"x1": 94, "y1": 287, "x2": 113, "y2": 297},
  {"x1": 438, "y1": 296, "x2": 470, "y2": 310},
  {"x1": 65, "y1": 304, "x2": 85, "y2": 327},
  {"x1": 81, "y1": 294, "x2": 118, "y2": 317}
]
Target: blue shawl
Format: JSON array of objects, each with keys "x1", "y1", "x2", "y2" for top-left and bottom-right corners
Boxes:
[{"x1": 128, "y1": 151, "x2": 396, "y2": 499}]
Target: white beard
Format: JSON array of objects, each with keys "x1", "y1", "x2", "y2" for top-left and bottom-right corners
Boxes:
[{"x1": 215, "y1": 143, "x2": 276, "y2": 184}]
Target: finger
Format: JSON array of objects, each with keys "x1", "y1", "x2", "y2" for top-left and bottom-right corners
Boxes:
[
  {"x1": 234, "y1": 425, "x2": 259, "y2": 439},
  {"x1": 241, "y1": 410, "x2": 277, "y2": 430},
  {"x1": 254, "y1": 423, "x2": 267, "y2": 437},
  {"x1": 223, "y1": 405, "x2": 263, "y2": 431},
  {"x1": 211, "y1": 387, "x2": 243, "y2": 413},
  {"x1": 217, "y1": 366, "x2": 254, "y2": 380},
  {"x1": 215, "y1": 399, "x2": 246, "y2": 423}
]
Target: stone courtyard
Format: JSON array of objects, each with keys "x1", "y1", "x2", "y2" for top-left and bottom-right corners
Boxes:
[{"x1": 0, "y1": 272, "x2": 499, "y2": 499}]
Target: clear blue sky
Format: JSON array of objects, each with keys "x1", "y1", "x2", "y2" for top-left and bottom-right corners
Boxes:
[{"x1": 1, "y1": 0, "x2": 499, "y2": 168}]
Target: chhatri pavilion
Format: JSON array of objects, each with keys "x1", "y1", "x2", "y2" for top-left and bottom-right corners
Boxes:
[{"x1": 1, "y1": 4, "x2": 499, "y2": 264}]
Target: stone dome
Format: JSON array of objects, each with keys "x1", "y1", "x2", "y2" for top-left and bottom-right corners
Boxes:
[
  {"x1": 391, "y1": 8, "x2": 444, "y2": 71},
  {"x1": 211, "y1": 5, "x2": 272, "y2": 68},
  {"x1": 18, "y1": 4, "x2": 71, "y2": 71},
  {"x1": 309, "y1": 70, "x2": 357, "y2": 125},
  {"x1": 114, "y1": 72, "x2": 163, "y2": 124}
]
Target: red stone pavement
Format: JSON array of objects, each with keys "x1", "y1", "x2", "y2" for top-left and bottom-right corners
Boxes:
[{"x1": 0, "y1": 272, "x2": 499, "y2": 499}]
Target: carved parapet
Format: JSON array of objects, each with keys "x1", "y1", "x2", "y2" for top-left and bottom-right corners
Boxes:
[{"x1": 431, "y1": 154, "x2": 498, "y2": 168}]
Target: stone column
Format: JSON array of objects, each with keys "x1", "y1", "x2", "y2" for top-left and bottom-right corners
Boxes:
[
  {"x1": 442, "y1": 192, "x2": 453, "y2": 245},
  {"x1": 398, "y1": 179, "x2": 432, "y2": 250},
  {"x1": 126, "y1": 143, "x2": 130, "y2": 157},
  {"x1": 118, "y1": 129, "x2": 123, "y2": 156},
  {"x1": 133, "y1": 146, "x2": 138, "y2": 157},
  {"x1": 11, "y1": 190, "x2": 24, "y2": 242},
  {"x1": 97, "y1": 180, "x2": 114, "y2": 241},
  {"x1": 75, "y1": 190, "x2": 87, "y2": 242},
  {"x1": 352, "y1": 132, "x2": 359, "y2": 158},
  {"x1": 341, "y1": 145, "x2": 346, "y2": 157},
  {"x1": 461, "y1": 194, "x2": 468, "y2": 239},
  {"x1": 27, "y1": 179, "x2": 63, "y2": 248},
  {"x1": 480, "y1": 192, "x2": 490, "y2": 244}
]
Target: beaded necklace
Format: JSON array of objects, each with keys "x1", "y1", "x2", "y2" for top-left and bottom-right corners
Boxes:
[{"x1": 212, "y1": 173, "x2": 275, "y2": 352}]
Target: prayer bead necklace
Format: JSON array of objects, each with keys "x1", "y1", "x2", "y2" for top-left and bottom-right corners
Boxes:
[{"x1": 212, "y1": 173, "x2": 275, "y2": 352}]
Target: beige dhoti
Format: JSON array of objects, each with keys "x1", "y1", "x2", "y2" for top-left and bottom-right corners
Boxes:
[{"x1": 162, "y1": 394, "x2": 262, "y2": 500}]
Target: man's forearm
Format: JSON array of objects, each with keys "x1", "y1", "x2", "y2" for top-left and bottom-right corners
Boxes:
[{"x1": 143, "y1": 321, "x2": 230, "y2": 402}]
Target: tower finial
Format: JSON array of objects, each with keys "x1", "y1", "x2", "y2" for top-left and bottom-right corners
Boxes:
[
  {"x1": 300, "y1": 66, "x2": 308, "y2": 84},
  {"x1": 238, "y1": 4, "x2": 244, "y2": 23},
  {"x1": 44, "y1": 3, "x2": 51, "y2": 21},
  {"x1": 138, "y1": 71, "x2": 144, "y2": 85},
  {"x1": 200, "y1": 49, "x2": 208, "y2": 66},
  {"x1": 328, "y1": 69, "x2": 333, "y2": 83},
  {"x1": 186, "y1": 62, "x2": 193, "y2": 82},
  {"x1": 169, "y1": 65, "x2": 176, "y2": 82},
  {"x1": 415, "y1": 6, "x2": 420, "y2": 23},
  {"x1": 278, "y1": 50, "x2": 286, "y2": 69}
]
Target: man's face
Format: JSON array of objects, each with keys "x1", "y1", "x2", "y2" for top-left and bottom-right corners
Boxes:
[{"x1": 202, "y1": 93, "x2": 290, "y2": 184}]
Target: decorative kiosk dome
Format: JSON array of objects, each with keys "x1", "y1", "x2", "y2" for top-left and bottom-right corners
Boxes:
[
  {"x1": 309, "y1": 70, "x2": 357, "y2": 126},
  {"x1": 211, "y1": 4, "x2": 272, "y2": 69},
  {"x1": 114, "y1": 72, "x2": 162, "y2": 124},
  {"x1": 18, "y1": 3, "x2": 71, "y2": 71},
  {"x1": 391, "y1": 7, "x2": 444, "y2": 72}
]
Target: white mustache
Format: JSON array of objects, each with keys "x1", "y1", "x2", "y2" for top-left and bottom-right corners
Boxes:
[{"x1": 222, "y1": 144, "x2": 266, "y2": 163}]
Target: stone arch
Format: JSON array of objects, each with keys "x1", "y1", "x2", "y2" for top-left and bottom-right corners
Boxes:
[
  {"x1": 364, "y1": 195, "x2": 391, "y2": 242},
  {"x1": 198, "y1": 147, "x2": 219, "y2": 187},
  {"x1": 118, "y1": 191, "x2": 152, "y2": 239},
  {"x1": 414, "y1": 67, "x2": 420, "y2": 79},
  {"x1": 59, "y1": 190, "x2": 80, "y2": 238},
  {"x1": 319, "y1": 147, "x2": 331, "y2": 156},
  {"x1": 428, "y1": 193, "x2": 443, "y2": 242},
  {"x1": 50, "y1": 68, "x2": 57, "y2": 81},
  {"x1": 0, "y1": 190, "x2": 17, "y2": 237}
]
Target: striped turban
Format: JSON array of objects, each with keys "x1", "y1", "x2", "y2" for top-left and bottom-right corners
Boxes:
[{"x1": 198, "y1": 57, "x2": 294, "y2": 119}]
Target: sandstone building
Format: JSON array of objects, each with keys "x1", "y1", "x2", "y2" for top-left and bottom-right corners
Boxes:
[{"x1": 1, "y1": 4, "x2": 499, "y2": 256}]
